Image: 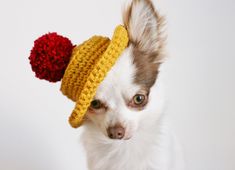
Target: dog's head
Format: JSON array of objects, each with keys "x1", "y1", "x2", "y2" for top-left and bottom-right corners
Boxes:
[{"x1": 85, "y1": 0, "x2": 165, "y2": 140}]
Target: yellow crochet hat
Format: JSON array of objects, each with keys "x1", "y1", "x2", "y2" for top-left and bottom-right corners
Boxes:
[{"x1": 29, "y1": 25, "x2": 129, "y2": 128}]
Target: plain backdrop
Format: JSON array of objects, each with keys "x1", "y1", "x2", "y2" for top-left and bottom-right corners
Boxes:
[{"x1": 0, "y1": 0, "x2": 234, "y2": 170}]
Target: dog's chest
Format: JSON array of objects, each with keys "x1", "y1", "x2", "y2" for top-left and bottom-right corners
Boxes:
[{"x1": 82, "y1": 129, "x2": 171, "y2": 170}]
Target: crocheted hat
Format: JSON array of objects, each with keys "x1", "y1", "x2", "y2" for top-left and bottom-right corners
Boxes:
[{"x1": 29, "y1": 25, "x2": 129, "y2": 128}]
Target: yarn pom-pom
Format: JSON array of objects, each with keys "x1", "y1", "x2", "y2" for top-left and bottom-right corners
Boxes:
[{"x1": 29, "y1": 33, "x2": 73, "y2": 82}]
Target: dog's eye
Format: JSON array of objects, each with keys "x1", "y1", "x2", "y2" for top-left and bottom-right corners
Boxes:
[
  {"x1": 133, "y1": 94, "x2": 145, "y2": 105},
  {"x1": 128, "y1": 94, "x2": 148, "y2": 109},
  {"x1": 90, "y1": 100, "x2": 102, "y2": 109}
]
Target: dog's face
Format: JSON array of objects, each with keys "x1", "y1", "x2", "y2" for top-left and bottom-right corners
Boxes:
[{"x1": 85, "y1": 0, "x2": 165, "y2": 140}]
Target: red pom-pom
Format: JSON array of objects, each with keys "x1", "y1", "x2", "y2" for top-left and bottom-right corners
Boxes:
[{"x1": 29, "y1": 33, "x2": 74, "y2": 82}]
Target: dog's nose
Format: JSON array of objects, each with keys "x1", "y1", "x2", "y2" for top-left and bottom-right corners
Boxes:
[{"x1": 107, "y1": 125, "x2": 125, "y2": 139}]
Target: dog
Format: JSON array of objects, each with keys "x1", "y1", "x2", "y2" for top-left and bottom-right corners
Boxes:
[{"x1": 81, "y1": 0, "x2": 184, "y2": 169}]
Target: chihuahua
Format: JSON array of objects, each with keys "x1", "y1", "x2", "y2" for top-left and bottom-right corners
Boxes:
[{"x1": 81, "y1": 0, "x2": 184, "y2": 169}]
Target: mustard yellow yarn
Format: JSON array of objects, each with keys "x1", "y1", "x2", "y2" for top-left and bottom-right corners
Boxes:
[{"x1": 60, "y1": 25, "x2": 129, "y2": 128}]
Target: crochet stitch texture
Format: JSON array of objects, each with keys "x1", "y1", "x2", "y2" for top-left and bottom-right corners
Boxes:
[{"x1": 61, "y1": 25, "x2": 129, "y2": 128}]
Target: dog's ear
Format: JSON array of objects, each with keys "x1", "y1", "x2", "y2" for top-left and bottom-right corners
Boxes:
[
  {"x1": 123, "y1": 0, "x2": 165, "y2": 88},
  {"x1": 123, "y1": 0, "x2": 165, "y2": 58}
]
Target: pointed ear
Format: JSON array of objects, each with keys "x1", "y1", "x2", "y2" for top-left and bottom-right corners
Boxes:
[
  {"x1": 123, "y1": 0, "x2": 165, "y2": 88},
  {"x1": 123, "y1": 0, "x2": 165, "y2": 60}
]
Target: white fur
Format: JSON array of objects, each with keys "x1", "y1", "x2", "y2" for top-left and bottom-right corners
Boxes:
[{"x1": 81, "y1": 1, "x2": 184, "y2": 169}]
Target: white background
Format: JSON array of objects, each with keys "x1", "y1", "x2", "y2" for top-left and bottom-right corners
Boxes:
[{"x1": 0, "y1": 0, "x2": 234, "y2": 170}]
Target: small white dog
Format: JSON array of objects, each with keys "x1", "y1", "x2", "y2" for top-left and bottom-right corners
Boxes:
[{"x1": 82, "y1": 0, "x2": 184, "y2": 169}]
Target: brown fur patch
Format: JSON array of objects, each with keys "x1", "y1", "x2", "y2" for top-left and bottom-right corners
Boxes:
[{"x1": 132, "y1": 48, "x2": 161, "y2": 88}]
